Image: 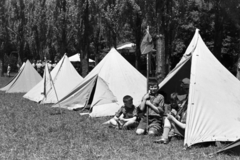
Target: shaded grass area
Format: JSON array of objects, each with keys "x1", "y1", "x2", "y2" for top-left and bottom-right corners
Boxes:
[{"x1": 0, "y1": 76, "x2": 239, "y2": 160}]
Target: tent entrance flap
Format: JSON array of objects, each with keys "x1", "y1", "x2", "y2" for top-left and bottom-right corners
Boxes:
[
  {"x1": 90, "y1": 76, "x2": 118, "y2": 108},
  {"x1": 81, "y1": 78, "x2": 98, "y2": 112},
  {"x1": 159, "y1": 57, "x2": 191, "y2": 103}
]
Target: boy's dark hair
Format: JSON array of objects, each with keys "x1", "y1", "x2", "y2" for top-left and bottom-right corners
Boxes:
[
  {"x1": 123, "y1": 95, "x2": 133, "y2": 103},
  {"x1": 148, "y1": 78, "x2": 158, "y2": 86}
]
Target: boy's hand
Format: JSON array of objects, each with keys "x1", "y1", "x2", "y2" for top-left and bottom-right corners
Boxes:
[
  {"x1": 119, "y1": 117, "x2": 124, "y2": 121},
  {"x1": 171, "y1": 109, "x2": 177, "y2": 116},
  {"x1": 143, "y1": 93, "x2": 150, "y2": 100},
  {"x1": 145, "y1": 100, "x2": 152, "y2": 106},
  {"x1": 142, "y1": 90, "x2": 151, "y2": 101},
  {"x1": 167, "y1": 114, "x2": 174, "y2": 121}
]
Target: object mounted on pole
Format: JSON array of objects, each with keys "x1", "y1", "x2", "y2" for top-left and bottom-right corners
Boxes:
[
  {"x1": 140, "y1": 26, "x2": 154, "y2": 55},
  {"x1": 140, "y1": 26, "x2": 154, "y2": 132}
]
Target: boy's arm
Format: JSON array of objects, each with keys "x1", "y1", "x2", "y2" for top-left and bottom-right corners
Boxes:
[
  {"x1": 145, "y1": 94, "x2": 164, "y2": 114},
  {"x1": 139, "y1": 93, "x2": 150, "y2": 111},
  {"x1": 120, "y1": 116, "x2": 137, "y2": 122},
  {"x1": 120, "y1": 106, "x2": 141, "y2": 122},
  {"x1": 145, "y1": 100, "x2": 161, "y2": 114},
  {"x1": 114, "y1": 107, "x2": 123, "y2": 119},
  {"x1": 113, "y1": 115, "x2": 120, "y2": 120},
  {"x1": 167, "y1": 114, "x2": 186, "y2": 129},
  {"x1": 139, "y1": 99, "x2": 146, "y2": 111},
  {"x1": 117, "y1": 114, "x2": 124, "y2": 120}
]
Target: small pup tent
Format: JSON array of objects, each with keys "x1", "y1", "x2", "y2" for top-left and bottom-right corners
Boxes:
[
  {"x1": 158, "y1": 29, "x2": 240, "y2": 147},
  {"x1": 23, "y1": 55, "x2": 83, "y2": 104},
  {"x1": 0, "y1": 60, "x2": 41, "y2": 93},
  {"x1": 53, "y1": 48, "x2": 146, "y2": 117},
  {"x1": 0, "y1": 63, "x2": 25, "y2": 91}
]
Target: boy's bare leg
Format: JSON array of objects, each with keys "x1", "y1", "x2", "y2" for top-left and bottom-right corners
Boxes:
[
  {"x1": 102, "y1": 120, "x2": 111, "y2": 125},
  {"x1": 136, "y1": 128, "x2": 145, "y2": 135},
  {"x1": 123, "y1": 120, "x2": 137, "y2": 130}
]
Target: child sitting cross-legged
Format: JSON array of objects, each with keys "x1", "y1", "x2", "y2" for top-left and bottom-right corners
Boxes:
[{"x1": 103, "y1": 95, "x2": 139, "y2": 130}]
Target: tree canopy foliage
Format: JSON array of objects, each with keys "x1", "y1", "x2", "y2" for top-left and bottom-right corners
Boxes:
[{"x1": 0, "y1": 0, "x2": 240, "y2": 77}]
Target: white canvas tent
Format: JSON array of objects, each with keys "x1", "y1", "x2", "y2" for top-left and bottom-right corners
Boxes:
[
  {"x1": 23, "y1": 55, "x2": 83, "y2": 104},
  {"x1": 0, "y1": 62, "x2": 26, "y2": 92},
  {"x1": 69, "y1": 53, "x2": 95, "y2": 62},
  {"x1": 53, "y1": 48, "x2": 146, "y2": 117},
  {"x1": 158, "y1": 29, "x2": 240, "y2": 147},
  {"x1": 0, "y1": 60, "x2": 41, "y2": 93}
]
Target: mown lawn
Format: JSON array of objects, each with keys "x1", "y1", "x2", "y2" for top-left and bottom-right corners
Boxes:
[{"x1": 0, "y1": 75, "x2": 239, "y2": 160}]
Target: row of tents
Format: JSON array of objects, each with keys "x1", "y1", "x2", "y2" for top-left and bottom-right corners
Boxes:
[
  {"x1": 0, "y1": 48, "x2": 146, "y2": 117},
  {"x1": 0, "y1": 29, "x2": 239, "y2": 155}
]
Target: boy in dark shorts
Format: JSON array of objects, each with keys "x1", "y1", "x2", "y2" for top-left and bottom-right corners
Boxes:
[
  {"x1": 155, "y1": 78, "x2": 189, "y2": 143},
  {"x1": 103, "y1": 95, "x2": 139, "y2": 129},
  {"x1": 136, "y1": 80, "x2": 165, "y2": 136}
]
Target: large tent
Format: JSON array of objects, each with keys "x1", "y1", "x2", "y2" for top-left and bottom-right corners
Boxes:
[
  {"x1": 158, "y1": 29, "x2": 240, "y2": 147},
  {"x1": 53, "y1": 48, "x2": 146, "y2": 117},
  {"x1": 0, "y1": 60, "x2": 41, "y2": 93},
  {"x1": 23, "y1": 55, "x2": 83, "y2": 104}
]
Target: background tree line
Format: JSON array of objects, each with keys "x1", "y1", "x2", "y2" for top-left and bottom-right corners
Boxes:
[{"x1": 0, "y1": 0, "x2": 240, "y2": 81}]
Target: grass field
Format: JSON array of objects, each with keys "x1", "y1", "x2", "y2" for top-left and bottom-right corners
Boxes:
[{"x1": 0, "y1": 75, "x2": 239, "y2": 160}]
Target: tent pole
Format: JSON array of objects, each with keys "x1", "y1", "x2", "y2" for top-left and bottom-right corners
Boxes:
[
  {"x1": 146, "y1": 53, "x2": 150, "y2": 132},
  {"x1": 47, "y1": 62, "x2": 62, "y2": 113}
]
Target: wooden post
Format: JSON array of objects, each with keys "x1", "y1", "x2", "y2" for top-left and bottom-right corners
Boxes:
[{"x1": 146, "y1": 53, "x2": 150, "y2": 131}]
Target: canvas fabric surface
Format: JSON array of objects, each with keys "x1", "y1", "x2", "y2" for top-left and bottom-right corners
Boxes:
[
  {"x1": 158, "y1": 29, "x2": 240, "y2": 147},
  {"x1": 23, "y1": 55, "x2": 83, "y2": 104},
  {"x1": 53, "y1": 48, "x2": 146, "y2": 117},
  {"x1": 0, "y1": 61, "x2": 41, "y2": 93}
]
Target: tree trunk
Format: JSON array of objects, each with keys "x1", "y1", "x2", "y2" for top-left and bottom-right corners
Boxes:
[
  {"x1": 155, "y1": 34, "x2": 166, "y2": 83},
  {"x1": 94, "y1": 26, "x2": 100, "y2": 65},
  {"x1": 61, "y1": 0, "x2": 67, "y2": 56},
  {"x1": 18, "y1": 0, "x2": 25, "y2": 61},
  {"x1": 165, "y1": 0, "x2": 172, "y2": 73},
  {"x1": 0, "y1": 0, "x2": 5, "y2": 76},
  {"x1": 1, "y1": 57, "x2": 4, "y2": 77},
  {"x1": 0, "y1": 43, "x2": 5, "y2": 77},
  {"x1": 236, "y1": 55, "x2": 240, "y2": 80},
  {"x1": 81, "y1": 0, "x2": 89, "y2": 77},
  {"x1": 213, "y1": 0, "x2": 223, "y2": 61},
  {"x1": 134, "y1": 13, "x2": 142, "y2": 70}
]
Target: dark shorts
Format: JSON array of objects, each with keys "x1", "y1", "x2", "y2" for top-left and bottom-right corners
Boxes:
[{"x1": 137, "y1": 116, "x2": 163, "y2": 135}]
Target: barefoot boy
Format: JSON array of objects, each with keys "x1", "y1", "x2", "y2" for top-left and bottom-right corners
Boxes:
[
  {"x1": 136, "y1": 80, "x2": 165, "y2": 136},
  {"x1": 103, "y1": 95, "x2": 139, "y2": 129}
]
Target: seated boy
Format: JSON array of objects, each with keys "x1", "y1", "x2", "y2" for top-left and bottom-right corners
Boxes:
[
  {"x1": 136, "y1": 80, "x2": 165, "y2": 136},
  {"x1": 166, "y1": 109, "x2": 187, "y2": 138},
  {"x1": 103, "y1": 95, "x2": 139, "y2": 129},
  {"x1": 154, "y1": 78, "x2": 189, "y2": 144}
]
